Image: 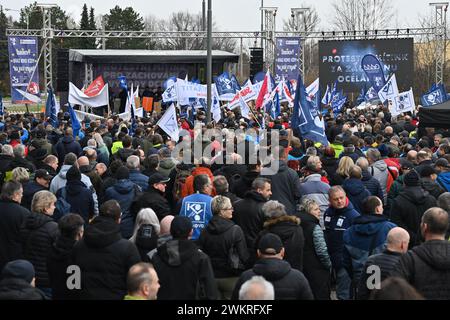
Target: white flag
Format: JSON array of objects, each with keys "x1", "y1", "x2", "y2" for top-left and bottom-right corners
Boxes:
[
  {"x1": 391, "y1": 88, "x2": 415, "y2": 116},
  {"x1": 239, "y1": 94, "x2": 251, "y2": 119},
  {"x1": 212, "y1": 84, "x2": 222, "y2": 122},
  {"x1": 69, "y1": 82, "x2": 109, "y2": 108},
  {"x1": 378, "y1": 74, "x2": 399, "y2": 103},
  {"x1": 306, "y1": 78, "x2": 320, "y2": 102},
  {"x1": 157, "y1": 104, "x2": 179, "y2": 142},
  {"x1": 15, "y1": 88, "x2": 41, "y2": 104}
]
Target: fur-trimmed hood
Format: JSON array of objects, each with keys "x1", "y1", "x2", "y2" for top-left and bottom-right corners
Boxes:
[{"x1": 264, "y1": 215, "x2": 300, "y2": 228}]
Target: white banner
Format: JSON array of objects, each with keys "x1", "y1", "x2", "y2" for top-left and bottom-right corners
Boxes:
[
  {"x1": 176, "y1": 79, "x2": 207, "y2": 105},
  {"x1": 69, "y1": 82, "x2": 109, "y2": 108},
  {"x1": 378, "y1": 74, "x2": 399, "y2": 103},
  {"x1": 156, "y1": 104, "x2": 179, "y2": 142}
]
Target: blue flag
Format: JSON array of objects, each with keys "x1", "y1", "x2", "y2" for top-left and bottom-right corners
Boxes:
[
  {"x1": 0, "y1": 94, "x2": 3, "y2": 116},
  {"x1": 67, "y1": 103, "x2": 81, "y2": 138},
  {"x1": 45, "y1": 88, "x2": 58, "y2": 128},
  {"x1": 365, "y1": 87, "x2": 378, "y2": 102},
  {"x1": 421, "y1": 84, "x2": 448, "y2": 107},
  {"x1": 291, "y1": 75, "x2": 329, "y2": 146},
  {"x1": 118, "y1": 75, "x2": 128, "y2": 91},
  {"x1": 361, "y1": 54, "x2": 386, "y2": 92},
  {"x1": 231, "y1": 75, "x2": 241, "y2": 92},
  {"x1": 332, "y1": 95, "x2": 347, "y2": 114},
  {"x1": 356, "y1": 87, "x2": 365, "y2": 105}
]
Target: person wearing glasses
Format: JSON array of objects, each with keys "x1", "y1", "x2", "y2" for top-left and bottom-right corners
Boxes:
[{"x1": 198, "y1": 195, "x2": 249, "y2": 300}]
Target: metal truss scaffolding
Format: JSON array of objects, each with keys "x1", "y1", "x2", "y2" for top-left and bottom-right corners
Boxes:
[
  {"x1": 430, "y1": 2, "x2": 449, "y2": 85},
  {"x1": 261, "y1": 7, "x2": 278, "y2": 73}
]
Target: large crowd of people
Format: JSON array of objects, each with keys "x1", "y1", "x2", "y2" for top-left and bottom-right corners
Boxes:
[{"x1": 0, "y1": 99, "x2": 450, "y2": 300}]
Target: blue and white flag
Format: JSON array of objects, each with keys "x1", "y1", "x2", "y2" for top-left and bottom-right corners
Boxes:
[
  {"x1": 321, "y1": 85, "x2": 331, "y2": 105},
  {"x1": 211, "y1": 84, "x2": 222, "y2": 123},
  {"x1": 231, "y1": 75, "x2": 241, "y2": 92},
  {"x1": 239, "y1": 94, "x2": 251, "y2": 120},
  {"x1": 306, "y1": 78, "x2": 320, "y2": 102},
  {"x1": 45, "y1": 87, "x2": 58, "y2": 128},
  {"x1": 332, "y1": 95, "x2": 347, "y2": 114},
  {"x1": 215, "y1": 72, "x2": 237, "y2": 101},
  {"x1": 118, "y1": 75, "x2": 128, "y2": 91},
  {"x1": 356, "y1": 87, "x2": 366, "y2": 105},
  {"x1": 291, "y1": 74, "x2": 329, "y2": 146},
  {"x1": 157, "y1": 104, "x2": 179, "y2": 142},
  {"x1": 361, "y1": 54, "x2": 386, "y2": 92},
  {"x1": 378, "y1": 74, "x2": 399, "y2": 103},
  {"x1": 421, "y1": 84, "x2": 447, "y2": 107},
  {"x1": 365, "y1": 87, "x2": 378, "y2": 102},
  {"x1": 391, "y1": 88, "x2": 415, "y2": 116},
  {"x1": 67, "y1": 103, "x2": 81, "y2": 138}
]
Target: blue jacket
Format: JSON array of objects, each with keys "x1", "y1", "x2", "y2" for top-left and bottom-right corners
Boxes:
[
  {"x1": 179, "y1": 192, "x2": 213, "y2": 240},
  {"x1": 324, "y1": 200, "x2": 360, "y2": 270},
  {"x1": 437, "y1": 172, "x2": 450, "y2": 192},
  {"x1": 56, "y1": 180, "x2": 95, "y2": 224},
  {"x1": 343, "y1": 214, "x2": 396, "y2": 283},
  {"x1": 129, "y1": 169, "x2": 149, "y2": 192},
  {"x1": 55, "y1": 136, "x2": 82, "y2": 164},
  {"x1": 342, "y1": 178, "x2": 371, "y2": 214},
  {"x1": 105, "y1": 179, "x2": 140, "y2": 238}
]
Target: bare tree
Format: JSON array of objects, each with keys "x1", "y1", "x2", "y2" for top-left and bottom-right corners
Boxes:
[
  {"x1": 144, "y1": 14, "x2": 160, "y2": 49},
  {"x1": 331, "y1": 0, "x2": 395, "y2": 30},
  {"x1": 282, "y1": 6, "x2": 320, "y2": 33}
]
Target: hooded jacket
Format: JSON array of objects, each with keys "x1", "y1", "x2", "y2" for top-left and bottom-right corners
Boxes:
[
  {"x1": 390, "y1": 186, "x2": 437, "y2": 247},
  {"x1": 342, "y1": 178, "x2": 371, "y2": 214},
  {"x1": 32, "y1": 138, "x2": 53, "y2": 157},
  {"x1": 421, "y1": 177, "x2": 445, "y2": 200},
  {"x1": 72, "y1": 216, "x2": 141, "y2": 300},
  {"x1": 47, "y1": 236, "x2": 78, "y2": 300},
  {"x1": 131, "y1": 187, "x2": 171, "y2": 221},
  {"x1": 324, "y1": 200, "x2": 360, "y2": 270},
  {"x1": 129, "y1": 169, "x2": 149, "y2": 192},
  {"x1": 55, "y1": 136, "x2": 82, "y2": 164},
  {"x1": 392, "y1": 240, "x2": 450, "y2": 299},
  {"x1": 259, "y1": 215, "x2": 305, "y2": 271},
  {"x1": 20, "y1": 212, "x2": 58, "y2": 288},
  {"x1": 21, "y1": 181, "x2": 47, "y2": 210},
  {"x1": 231, "y1": 258, "x2": 314, "y2": 300},
  {"x1": 198, "y1": 216, "x2": 248, "y2": 278},
  {"x1": 437, "y1": 171, "x2": 450, "y2": 192},
  {"x1": 261, "y1": 160, "x2": 302, "y2": 215},
  {"x1": 152, "y1": 239, "x2": 218, "y2": 300},
  {"x1": 56, "y1": 179, "x2": 95, "y2": 224},
  {"x1": 105, "y1": 179, "x2": 140, "y2": 239},
  {"x1": 231, "y1": 171, "x2": 260, "y2": 199},
  {"x1": 361, "y1": 169, "x2": 384, "y2": 200},
  {"x1": 369, "y1": 160, "x2": 389, "y2": 204},
  {"x1": 343, "y1": 214, "x2": 396, "y2": 283},
  {"x1": 158, "y1": 158, "x2": 178, "y2": 177},
  {"x1": 0, "y1": 278, "x2": 46, "y2": 300}
]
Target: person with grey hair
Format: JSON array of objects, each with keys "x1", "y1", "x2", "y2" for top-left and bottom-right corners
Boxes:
[
  {"x1": 0, "y1": 181, "x2": 31, "y2": 272},
  {"x1": 234, "y1": 177, "x2": 272, "y2": 266},
  {"x1": 127, "y1": 155, "x2": 149, "y2": 191},
  {"x1": 238, "y1": 276, "x2": 274, "y2": 300},
  {"x1": 356, "y1": 157, "x2": 384, "y2": 200},
  {"x1": 366, "y1": 148, "x2": 398, "y2": 205},
  {"x1": 392, "y1": 207, "x2": 450, "y2": 299},
  {"x1": 93, "y1": 133, "x2": 110, "y2": 166},
  {"x1": 10, "y1": 144, "x2": 35, "y2": 173},
  {"x1": 259, "y1": 200, "x2": 304, "y2": 271},
  {"x1": 125, "y1": 263, "x2": 160, "y2": 300},
  {"x1": 214, "y1": 175, "x2": 241, "y2": 204},
  {"x1": 198, "y1": 196, "x2": 248, "y2": 299}
]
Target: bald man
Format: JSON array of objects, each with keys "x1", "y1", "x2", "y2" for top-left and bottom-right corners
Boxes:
[
  {"x1": 392, "y1": 208, "x2": 450, "y2": 299},
  {"x1": 357, "y1": 227, "x2": 410, "y2": 300},
  {"x1": 124, "y1": 263, "x2": 160, "y2": 300}
]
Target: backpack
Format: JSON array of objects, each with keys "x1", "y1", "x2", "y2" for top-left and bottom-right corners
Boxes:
[
  {"x1": 54, "y1": 187, "x2": 72, "y2": 221},
  {"x1": 172, "y1": 166, "x2": 193, "y2": 203}
]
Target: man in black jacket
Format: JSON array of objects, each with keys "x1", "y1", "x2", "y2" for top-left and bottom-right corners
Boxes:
[
  {"x1": 151, "y1": 216, "x2": 218, "y2": 300},
  {"x1": 232, "y1": 233, "x2": 313, "y2": 300},
  {"x1": 0, "y1": 260, "x2": 46, "y2": 300},
  {"x1": 0, "y1": 181, "x2": 30, "y2": 271},
  {"x1": 72, "y1": 200, "x2": 141, "y2": 300},
  {"x1": 131, "y1": 173, "x2": 172, "y2": 221},
  {"x1": 233, "y1": 178, "x2": 272, "y2": 266},
  {"x1": 357, "y1": 227, "x2": 410, "y2": 300},
  {"x1": 392, "y1": 207, "x2": 450, "y2": 300},
  {"x1": 47, "y1": 214, "x2": 85, "y2": 300},
  {"x1": 21, "y1": 169, "x2": 52, "y2": 210},
  {"x1": 55, "y1": 128, "x2": 82, "y2": 165}
]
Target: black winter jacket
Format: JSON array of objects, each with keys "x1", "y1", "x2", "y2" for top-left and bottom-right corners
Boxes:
[
  {"x1": 56, "y1": 180, "x2": 95, "y2": 224},
  {"x1": 131, "y1": 187, "x2": 171, "y2": 221},
  {"x1": 21, "y1": 181, "x2": 46, "y2": 210},
  {"x1": 55, "y1": 136, "x2": 82, "y2": 164},
  {"x1": 392, "y1": 240, "x2": 450, "y2": 300},
  {"x1": 231, "y1": 171, "x2": 260, "y2": 199},
  {"x1": 20, "y1": 212, "x2": 59, "y2": 288},
  {"x1": 390, "y1": 186, "x2": 437, "y2": 247},
  {"x1": 198, "y1": 216, "x2": 249, "y2": 278},
  {"x1": 152, "y1": 239, "x2": 218, "y2": 300},
  {"x1": 259, "y1": 215, "x2": 305, "y2": 271},
  {"x1": 0, "y1": 278, "x2": 46, "y2": 300},
  {"x1": 72, "y1": 216, "x2": 141, "y2": 300},
  {"x1": 0, "y1": 200, "x2": 30, "y2": 271},
  {"x1": 232, "y1": 258, "x2": 314, "y2": 300}
]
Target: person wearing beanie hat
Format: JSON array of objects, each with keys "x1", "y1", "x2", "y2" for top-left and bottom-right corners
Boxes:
[
  {"x1": 420, "y1": 166, "x2": 445, "y2": 199},
  {"x1": 105, "y1": 166, "x2": 141, "y2": 238},
  {"x1": 232, "y1": 232, "x2": 314, "y2": 300},
  {"x1": 151, "y1": 215, "x2": 219, "y2": 300},
  {"x1": 55, "y1": 165, "x2": 95, "y2": 224},
  {"x1": 390, "y1": 169, "x2": 437, "y2": 248},
  {"x1": 0, "y1": 259, "x2": 46, "y2": 300}
]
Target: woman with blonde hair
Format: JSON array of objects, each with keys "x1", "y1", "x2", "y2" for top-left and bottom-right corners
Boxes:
[
  {"x1": 330, "y1": 156, "x2": 355, "y2": 186},
  {"x1": 20, "y1": 190, "x2": 58, "y2": 297},
  {"x1": 93, "y1": 133, "x2": 110, "y2": 165},
  {"x1": 12, "y1": 167, "x2": 30, "y2": 185},
  {"x1": 130, "y1": 208, "x2": 161, "y2": 261}
]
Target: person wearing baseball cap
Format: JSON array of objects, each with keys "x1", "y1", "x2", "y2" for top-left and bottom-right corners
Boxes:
[
  {"x1": 21, "y1": 169, "x2": 53, "y2": 210},
  {"x1": 131, "y1": 173, "x2": 172, "y2": 221},
  {"x1": 231, "y1": 233, "x2": 314, "y2": 300}
]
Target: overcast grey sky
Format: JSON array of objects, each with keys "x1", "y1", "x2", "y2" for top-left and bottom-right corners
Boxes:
[{"x1": 1, "y1": 0, "x2": 437, "y2": 31}]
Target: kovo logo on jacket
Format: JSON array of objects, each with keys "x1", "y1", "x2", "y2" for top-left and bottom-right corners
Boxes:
[{"x1": 186, "y1": 201, "x2": 207, "y2": 224}]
